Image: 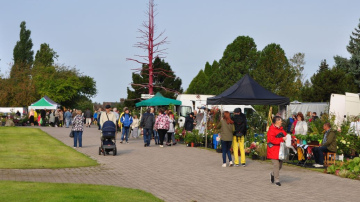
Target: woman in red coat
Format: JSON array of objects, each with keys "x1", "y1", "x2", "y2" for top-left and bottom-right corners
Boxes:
[{"x1": 267, "y1": 116, "x2": 287, "y2": 186}]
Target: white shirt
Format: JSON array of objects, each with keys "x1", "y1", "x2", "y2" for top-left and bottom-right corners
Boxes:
[{"x1": 295, "y1": 121, "x2": 308, "y2": 135}]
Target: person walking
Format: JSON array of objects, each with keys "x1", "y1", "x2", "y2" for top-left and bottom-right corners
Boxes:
[
  {"x1": 131, "y1": 115, "x2": 140, "y2": 138},
  {"x1": 64, "y1": 109, "x2": 72, "y2": 128},
  {"x1": 166, "y1": 111, "x2": 176, "y2": 146},
  {"x1": 154, "y1": 108, "x2": 170, "y2": 147},
  {"x1": 97, "y1": 108, "x2": 102, "y2": 130},
  {"x1": 84, "y1": 108, "x2": 92, "y2": 128},
  {"x1": 49, "y1": 110, "x2": 55, "y2": 127},
  {"x1": 40, "y1": 109, "x2": 46, "y2": 126},
  {"x1": 72, "y1": 110, "x2": 84, "y2": 148},
  {"x1": 54, "y1": 109, "x2": 60, "y2": 127},
  {"x1": 267, "y1": 116, "x2": 287, "y2": 186},
  {"x1": 140, "y1": 108, "x2": 155, "y2": 147},
  {"x1": 232, "y1": 108, "x2": 247, "y2": 167},
  {"x1": 28, "y1": 109, "x2": 35, "y2": 126},
  {"x1": 119, "y1": 107, "x2": 133, "y2": 144},
  {"x1": 59, "y1": 109, "x2": 64, "y2": 127},
  {"x1": 218, "y1": 111, "x2": 234, "y2": 167}
]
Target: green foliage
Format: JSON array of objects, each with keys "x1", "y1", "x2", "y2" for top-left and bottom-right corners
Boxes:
[
  {"x1": 12, "y1": 21, "x2": 34, "y2": 68},
  {"x1": 126, "y1": 57, "x2": 183, "y2": 108},
  {"x1": 308, "y1": 60, "x2": 358, "y2": 102},
  {"x1": 34, "y1": 43, "x2": 58, "y2": 67},
  {"x1": 256, "y1": 143, "x2": 267, "y2": 157},
  {"x1": 252, "y1": 43, "x2": 297, "y2": 99}
]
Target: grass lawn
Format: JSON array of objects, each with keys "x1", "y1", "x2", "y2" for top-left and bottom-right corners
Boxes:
[
  {"x1": 0, "y1": 181, "x2": 163, "y2": 202},
  {"x1": 0, "y1": 127, "x2": 98, "y2": 169}
]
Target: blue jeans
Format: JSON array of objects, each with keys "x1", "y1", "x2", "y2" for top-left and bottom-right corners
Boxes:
[
  {"x1": 121, "y1": 127, "x2": 130, "y2": 142},
  {"x1": 73, "y1": 131, "x2": 83, "y2": 147},
  {"x1": 312, "y1": 146, "x2": 329, "y2": 165},
  {"x1": 153, "y1": 130, "x2": 159, "y2": 144},
  {"x1": 65, "y1": 118, "x2": 71, "y2": 128},
  {"x1": 143, "y1": 128, "x2": 152, "y2": 146},
  {"x1": 221, "y1": 140, "x2": 233, "y2": 164}
]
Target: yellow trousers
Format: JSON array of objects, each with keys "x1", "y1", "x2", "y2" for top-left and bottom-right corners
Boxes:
[{"x1": 233, "y1": 136, "x2": 246, "y2": 164}]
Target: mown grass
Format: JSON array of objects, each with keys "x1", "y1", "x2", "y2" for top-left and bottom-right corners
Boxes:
[
  {"x1": 0, "y1": 181, "x2": 163, "y2": 202},
  {"x1": 0, "y1": 127, "x2": 98, "y2": 169}
]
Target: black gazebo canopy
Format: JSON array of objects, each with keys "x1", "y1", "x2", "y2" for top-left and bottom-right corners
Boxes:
[{"x1": 207, "y1": 74, "x2": 290, "y2": 106}]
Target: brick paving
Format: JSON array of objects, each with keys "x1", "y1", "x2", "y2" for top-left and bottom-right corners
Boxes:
[{"x1": 1, "y1": 126, "x2": 359, "y2": 201}]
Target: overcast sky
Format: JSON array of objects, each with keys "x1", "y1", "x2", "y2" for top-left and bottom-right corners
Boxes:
[{"x1": 1, "y1": 0, "x2": 359, "y2": 103}]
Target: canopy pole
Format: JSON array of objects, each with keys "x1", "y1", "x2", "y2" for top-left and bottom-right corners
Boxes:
[
  {"x1": 266, "y1": 106, "x2": 273, "y2": 131},
  {"x1": 205, "y1": 105, "x2": 208, "y2": 149}
]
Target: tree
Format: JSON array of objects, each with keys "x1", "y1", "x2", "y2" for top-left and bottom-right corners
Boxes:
[
  {"x1": 34, "y1": 43, "x2": 58, "y2": 67},
  {"x1": 125, "y1": 57, "x2": 183, "y2": 107},
  {"x1": 289, "y1": 53, "x2": 305, "y2": 100},
  {"x1": 11, "y1": 21, "x2": 34, "y2": 79},
  {"x1": 334, "y1": 19, "x2": 360, "y2": 89},
  {"x1": 310, "y1": 60, "x2": 357, "y2": 102},
  {"x1": 251, "y1": 43, "x2": 296, "y2": 99},
  {"x1": 211, "y1": 36, "x2": 258, "y2": 94},
  {"x1": 319, "y1": 59, "x2": 329, "y2": 72},
  {"x1": 127, "y1": 0, "x2": 168, "y2": 95}
]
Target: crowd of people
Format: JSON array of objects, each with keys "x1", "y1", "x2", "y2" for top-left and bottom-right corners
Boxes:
[{"x1": 26, "y1": 106, "x2": 342, "y2": 187}]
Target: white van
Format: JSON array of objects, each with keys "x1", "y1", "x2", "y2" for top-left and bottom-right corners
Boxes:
[{"x1": 176, "y1": 94, "x2": 255, "y2": 127}]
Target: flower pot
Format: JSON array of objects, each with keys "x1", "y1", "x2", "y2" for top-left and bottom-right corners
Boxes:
[
  {"x1": 251, "y1": 155, "x2": 259, "y2": 160},
  {"x1": 259, "y1": 156, "x2": 266, "y2": 161},
  {"x1": 216, "y1": 148, "x2": 222, "y2": 153}
]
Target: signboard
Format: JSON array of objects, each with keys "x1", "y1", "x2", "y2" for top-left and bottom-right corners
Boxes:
[{"x1": 141, "y1": 94, "x2": 155, "y2": 99}]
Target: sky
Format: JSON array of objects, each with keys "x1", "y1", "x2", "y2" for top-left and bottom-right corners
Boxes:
[{"x1": 1, "y1": 0, "x2": 360, "y2": 103}]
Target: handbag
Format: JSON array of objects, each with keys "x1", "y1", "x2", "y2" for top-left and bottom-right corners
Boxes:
[{"x1": 69, "y1": 130, "x2": 74, "y2": 138}]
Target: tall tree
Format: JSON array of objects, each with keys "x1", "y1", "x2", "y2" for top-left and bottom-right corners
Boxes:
[
  {"x1": 334, "y1": 19, "x2": 360, "y2": 89},
  {"x1": 211, "y1": 36, "x2": 258, "y2": 94},
  {"x1": 126, "y1": 57, "x2": 183, "y2": 107},
  {"x1": 127, "y1": 0, "x2": 168, "y2": 95},
  {"x1": 289, "y1": 53, "x2": 305, "y2": 100},
  {"x1": 11, "y1": 21, "x2": 34, "y2": 78},
  {"x1": 34, "y1": 43, "x2": 58, "y2": 67},
  {"x1": 251, "y1": 43, "x2": 296, "y2": 99}
]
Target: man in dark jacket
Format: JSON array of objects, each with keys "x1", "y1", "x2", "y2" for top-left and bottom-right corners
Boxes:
[
  {"x1": 140, "y1": 108, "x2": 155, "y2": 147},
  {"x1": 312, "y1": 123, "x2": 337, "y2": 168},
  {"x1": 184, "y1": 112, "x2": 195, "y2": 132},
  {"x1": 84, "y1": 108, "x2": 92, "y2": 128},
  {"x1": 232, "y1": 108, "x2": 247, "y2": 167},
  {"x1": 40, "y1": 109, "x2": 46, "y2": 126}
]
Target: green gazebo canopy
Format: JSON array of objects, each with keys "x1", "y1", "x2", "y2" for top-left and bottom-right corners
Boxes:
[{"x1": 135, "y1": 92, "x2": 181, "y2": 107}]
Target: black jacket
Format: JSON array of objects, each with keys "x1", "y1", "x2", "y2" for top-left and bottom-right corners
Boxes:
[
  {"x1": 184, "y1": 115, "x2": 194, "y2": 131},
  {"x1": 140, "y1": 112, "x2": 155, "y2": 129},
  {"x1": 232, "y1": 113, "x2": 247, "y2": 137}
]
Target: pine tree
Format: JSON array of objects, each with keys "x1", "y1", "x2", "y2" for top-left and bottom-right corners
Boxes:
[{"x1": 319, "y1": 59, "x2": 329, "y2": 72}]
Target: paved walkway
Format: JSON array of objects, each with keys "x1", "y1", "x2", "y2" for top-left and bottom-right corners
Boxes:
[{"x1": 1, "y1": 126, "x2": 359, "y2": 201}]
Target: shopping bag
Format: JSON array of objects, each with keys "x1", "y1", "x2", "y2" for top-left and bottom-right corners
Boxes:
[
  {"x1": 69, "y1": 131, "x2": 74, "y2": 138},
  {"x1": 279, "y1": 142, "x2": 289, "y2": 160}
]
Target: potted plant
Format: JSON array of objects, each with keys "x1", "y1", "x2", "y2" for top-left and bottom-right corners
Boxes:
[
  {"x1": 249, "y1": 142, "x2": 259, "y2": 160},
  {"x1": 256, "y1": 143, "x2": 267, "y2": 160}
]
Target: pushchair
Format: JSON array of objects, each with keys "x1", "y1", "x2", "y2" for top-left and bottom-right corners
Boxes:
[{"x1": 99, "y1": 120, "x2": 117, "y2": 156}]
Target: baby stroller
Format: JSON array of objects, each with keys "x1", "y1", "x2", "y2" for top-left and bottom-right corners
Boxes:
[{"x1": 99, "y1": 120, "x2": 117, "y2": 156}]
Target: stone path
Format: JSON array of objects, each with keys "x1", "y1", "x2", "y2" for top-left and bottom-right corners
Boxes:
[{"x1": 1, "y1": 126, "x2": 359, "y2": 201}]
